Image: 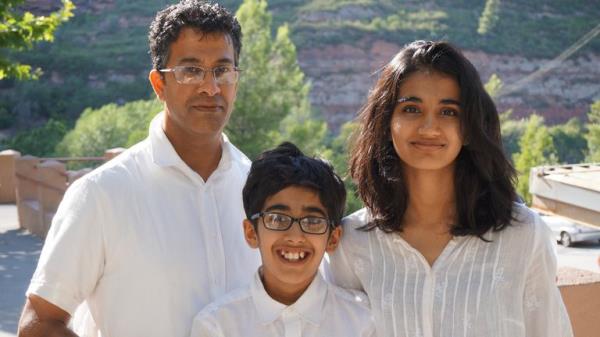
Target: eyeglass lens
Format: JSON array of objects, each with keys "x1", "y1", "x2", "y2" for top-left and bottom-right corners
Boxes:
[{"x1": 262, "y1": 213, "x2": 328, "y2": 234}]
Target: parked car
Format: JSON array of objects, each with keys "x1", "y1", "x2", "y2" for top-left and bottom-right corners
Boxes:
[{"x1": 540, "y1": 214, "x2": 600, "y2": 247}]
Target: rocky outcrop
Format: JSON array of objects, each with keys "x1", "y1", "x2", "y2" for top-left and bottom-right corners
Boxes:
[{"x1": 299, "y1": 40, "x2": 600, "y2": 128}]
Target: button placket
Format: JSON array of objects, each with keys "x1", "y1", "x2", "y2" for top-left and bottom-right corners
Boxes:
[{"x1": 282, "y1": 309, "x2": 301, "y2": 337}]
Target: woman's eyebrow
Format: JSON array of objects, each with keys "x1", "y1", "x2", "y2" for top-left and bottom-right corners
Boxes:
[
  {"x1": 397, "y1": 96, "x2": 421, "y2": 103},
  {"x1": 440, "y1": 98, "x2": 461, "y2": 106}
]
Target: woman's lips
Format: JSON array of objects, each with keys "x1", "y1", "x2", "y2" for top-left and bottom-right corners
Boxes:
[{"x1": 410, "y1": 141, "x2": 445, "y2": 151}]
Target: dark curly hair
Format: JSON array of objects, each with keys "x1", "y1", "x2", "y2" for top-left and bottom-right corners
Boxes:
[
  {"x1": 148, "y1": 0, "x2": 242, "y2": 70},
  {"x1": 243, "y1": 142, "x2": 347, "y2": 228},
  {"x1": 350, "y1": 40, "x2": 517, "y2": 238}
]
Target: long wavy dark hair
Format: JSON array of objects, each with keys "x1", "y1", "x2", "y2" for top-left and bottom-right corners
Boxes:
[{"x1": 350, "y1": 40, "x2": 517, "y2": 238}]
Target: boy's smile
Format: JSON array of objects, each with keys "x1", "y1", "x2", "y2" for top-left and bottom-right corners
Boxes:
[{"x1": 243, "y1": 185, "x2": 341, "y2": 305}]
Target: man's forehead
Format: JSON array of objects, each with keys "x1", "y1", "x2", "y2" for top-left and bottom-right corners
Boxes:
[
  {"x1": 178, "y1": 27, "x2": 233, "y2": 45},
  {"x1": 168, "y1": 28, "x2": 235, "y2": 65}
]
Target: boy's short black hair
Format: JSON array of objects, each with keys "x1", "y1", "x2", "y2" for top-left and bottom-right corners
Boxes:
[{"x1": 243, "y1": 142, "x2": 347, "y2": 227}]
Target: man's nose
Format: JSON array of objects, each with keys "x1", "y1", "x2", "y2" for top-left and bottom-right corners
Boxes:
[{"x1": 196, "y1": 71, "x2": 221, "y2": 96}]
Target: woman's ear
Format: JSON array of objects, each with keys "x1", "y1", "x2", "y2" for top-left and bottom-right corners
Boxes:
[
  {"x1": 243, "y1": 219, "x2": 259, "y2": 249},
  {"x1": 326, "y1": 226, "x2": 342, "y2": 252}
]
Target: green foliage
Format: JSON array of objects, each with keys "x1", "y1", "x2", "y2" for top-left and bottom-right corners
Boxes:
[
  {"x1": 500, "y1": 115, "x2": 526, "y2": 160},
  {"x1": 513, "y1": 114, "x2": 558, "y2": 204},
  {"x1": 0, "y1": 0, "x2": 74, "y2": 80},
  {"x1": 227, "y1": 0, "x2": 314, "y2": 159},
  {"x1": 549, "y1": 118, "x2": 587, "y2": 164},
  {"x1": 484, "y1": 73, "x2": 503, "y2": 99},
  {"x1": 55, "y1": 99, "x2": 161, "y2": 157},
  {"x1": 477, "y1": 0, "x2": 500, "y2": 35},
  {"x1": 585, "y1": 100, "x2": 600, "y2": 162},
  {"x1": 5, "y1": 119, "x2": 67, "y2": 156},
  {"x1": 272, "y1": 108, "x2": 329, "y2": 158},
  {"x1": 325, "y1": 121, "x2": 363, "y2": 214},
  {"x1": 294, "y1": 1, "x2": 600, "y2": 57}
]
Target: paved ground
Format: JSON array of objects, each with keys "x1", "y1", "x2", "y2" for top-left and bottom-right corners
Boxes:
[
  {"x1": 0, "y1": 204, "x2": 598, "y2": 336},
  {"x1": 557, "y1": 240, "x2": 600, "y2": 273},
  {"x1": 0, "y1": 205, "x2": 42, "y2": 336}
]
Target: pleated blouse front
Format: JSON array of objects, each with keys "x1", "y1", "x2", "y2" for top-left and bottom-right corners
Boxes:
[{"x1": 325, "y1": 204, "x2": 573, "y2": 337}]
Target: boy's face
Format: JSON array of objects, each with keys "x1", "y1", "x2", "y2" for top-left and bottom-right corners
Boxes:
[{"x1": 243, "y1": 185, "x2": 341, "y2": 302}]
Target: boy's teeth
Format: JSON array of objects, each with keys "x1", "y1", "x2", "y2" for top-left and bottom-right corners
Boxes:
[{"x1": 281, "y1": 250, "x2": 306, "y2": 261}]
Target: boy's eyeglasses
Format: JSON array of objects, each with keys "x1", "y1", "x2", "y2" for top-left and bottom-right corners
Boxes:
[
  {"x1": 159, "y1": 65, "x2": 240, "y2": 85},
  {"x1": 250, "y1": 212, "x2": 331, "y2": 235}
]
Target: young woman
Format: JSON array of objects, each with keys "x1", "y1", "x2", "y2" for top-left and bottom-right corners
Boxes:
[{"x1": 327, "y1": 41, "x2": 572, "y2": 337}]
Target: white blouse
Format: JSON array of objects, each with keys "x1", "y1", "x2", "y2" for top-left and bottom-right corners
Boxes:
[{"x1": 326, "y1": 204, "x2": 573, "y2": 337}]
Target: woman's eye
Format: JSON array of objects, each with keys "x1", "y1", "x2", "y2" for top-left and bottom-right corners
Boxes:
[
  {"x1": 403, "y1": 106, "x2": 419, "y2": 114},
  {"x1": 441, "y1": 108, "x2": 458, "y2": 117}
]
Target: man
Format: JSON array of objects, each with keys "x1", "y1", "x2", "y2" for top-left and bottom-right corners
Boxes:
[{"x1": 17, "y1": 1, "x2": 260, "y2": 336}]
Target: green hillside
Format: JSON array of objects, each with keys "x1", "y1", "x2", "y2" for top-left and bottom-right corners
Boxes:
[{"x1": 1, "y1": 0, "x2": 598, "y2": 130}]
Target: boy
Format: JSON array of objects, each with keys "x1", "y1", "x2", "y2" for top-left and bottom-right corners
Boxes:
[{"x1": 190, "y1": 142, "x2": 375, "y2": 337}]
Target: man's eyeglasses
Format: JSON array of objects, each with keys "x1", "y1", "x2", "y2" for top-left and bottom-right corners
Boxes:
[
  {"x1": 250, "y1": 212, "x2": 332, "y2": 235},
  {"x1": 159, "y1": 65, "x2": 240, "y2": 85}
]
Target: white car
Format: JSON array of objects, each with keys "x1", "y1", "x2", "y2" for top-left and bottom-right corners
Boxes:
[{"x1": 540, "y1": 214, "x2": 600, "y2": 247}]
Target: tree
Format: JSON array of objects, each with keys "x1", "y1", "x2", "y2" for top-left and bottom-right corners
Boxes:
[
  {"x1": 55, "y1": 99, "x2": 161, "y2": 157},
  {"x1": 484, "y1": 73, "x2": 503, "y2": 99},
  {"x1": 0, "y1": 0, "x2": 74, "y2": 80},
  {"x1": 327, "y1": 121, "x2": 363, "y2": 213},
  {"x1": 549, "y1": 118, "x2": 587, "y2": 164},
  {"x1": 585, "y1": 100, "x2": 600, "y2": 162},
  {"x1": 4, "y1": 118, "x2": 67, "y2": 156},
  {"x1": 227, "y1": 0, "x2": 314, "y2": 159},
  {"x1": 477, "y1": 0, "x2": 500, "y2": 35},
  {"x1": 500, "y1": 115, "x2": 526, "y2": 161},
  {"x1": 513, "y1": 114, "x2": 558, "y2": 203}
]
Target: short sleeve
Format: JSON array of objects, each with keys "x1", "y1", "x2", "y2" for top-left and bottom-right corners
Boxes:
[
  {"x1": 26, "y1": 177, "x2": 107, "y2": 315},
  {"x1": 190, "y1": 311, "x2": 225, "y2": 337},
  {"x1": 523, "y1": 215, "x2": 573, "y2": 337}
]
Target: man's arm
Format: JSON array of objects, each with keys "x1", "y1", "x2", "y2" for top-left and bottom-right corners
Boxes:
[{"x1": 18, "y1": 294, "x2": 78, "y2": 337}]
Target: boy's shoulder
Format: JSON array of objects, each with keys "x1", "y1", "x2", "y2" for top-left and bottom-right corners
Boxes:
[{"x1": 195, "y1": 285, "x2": 253, "y2": 319}]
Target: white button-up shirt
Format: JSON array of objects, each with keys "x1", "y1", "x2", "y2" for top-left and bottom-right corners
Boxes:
[
  {"x1": 326, "y1": 204, "x2": 573, "y2": 337},
  {"x1": 27, "y1": 112, "x2": 261, "y2": 337},
  {"x1": 190, "y1": 270, "x2": 375, "y2": 337}
]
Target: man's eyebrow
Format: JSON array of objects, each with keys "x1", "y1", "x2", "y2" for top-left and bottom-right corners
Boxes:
[{"x1": 176, "y1": 57, "x2": 234, "y2": 65}]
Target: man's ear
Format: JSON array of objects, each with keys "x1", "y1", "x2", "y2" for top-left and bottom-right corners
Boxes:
[
  {"x1": 149, "y1": 69, "x2": 166, "y2": 101},
  {"x1": 243, "y1": 219, "x2": 259, "y2": 249},
  {"x1": 326, "y1": 226, "x2": 342, "y2": 253}
]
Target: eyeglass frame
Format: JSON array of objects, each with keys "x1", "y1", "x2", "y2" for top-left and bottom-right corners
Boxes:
[
  {"x1": 158, "y1": 65, "x2": 241, "y2": 85},
  {"x1": 250, "y1": 211, "x2": 333, "y2": 235}
]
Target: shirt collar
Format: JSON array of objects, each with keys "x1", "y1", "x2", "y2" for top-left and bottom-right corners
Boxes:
[
  {"x1": 251, "y1": 268, "x2": 328, "y2": 326},
  {"x1": 148, "y1": 111, "x2": 233, "y2": 175}
]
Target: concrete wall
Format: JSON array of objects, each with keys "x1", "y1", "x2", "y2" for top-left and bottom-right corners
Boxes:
[
  {"x1": 0, "y1": 150, "x2": 20, "y2": 203},
  {"x1": 560, "y1": 282, "x2": 600, "y2": 337}
]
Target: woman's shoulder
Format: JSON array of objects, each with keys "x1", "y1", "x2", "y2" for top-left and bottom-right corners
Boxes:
[
  {"x1": 342, "y1": 207, "x2": 372, "y2": 228},
  {"x1": 490, "y1": 202, "x2": 549, "y2": 244}
]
